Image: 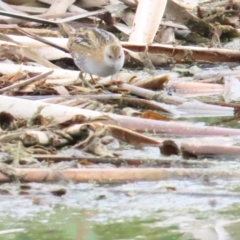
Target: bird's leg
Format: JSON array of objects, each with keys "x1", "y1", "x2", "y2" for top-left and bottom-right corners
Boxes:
[
  {"x1": 141, "y1": 45, "x2": 155, "y2": 75},
  {"x1": 92, "y1": 75, "x2": 105, "y2": 89},
  {"x1": 90, "y1": 75, "x2": 104, "y2": 89},
  {"x1": 90, "y1": 74, "x2": 96, "y2": 85},
  {"x1": 78, "y1": 71, "x2": 95, "y2": 89}
]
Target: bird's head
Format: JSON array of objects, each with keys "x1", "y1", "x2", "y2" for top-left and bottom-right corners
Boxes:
[{"x1": 103, "y1": 44, "x2": 125, "y2": 71}]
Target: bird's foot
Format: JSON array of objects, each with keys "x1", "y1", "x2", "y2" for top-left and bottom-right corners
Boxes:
[{"x1": 79, "y1": 72, "x2": 95, "y2": 89}]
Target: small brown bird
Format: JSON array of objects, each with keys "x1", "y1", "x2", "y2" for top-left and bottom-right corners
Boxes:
[{"x1": 67, "y1": 27, "x2": 125, "y2": 79}]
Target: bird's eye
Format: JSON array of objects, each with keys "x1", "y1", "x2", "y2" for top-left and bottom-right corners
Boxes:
[
  {"x1": 108, "y1": 55, "x2": 112, "y2": 59},
  {"x1": 118, "y1": 55, "x2": 121, "y2": 59}
]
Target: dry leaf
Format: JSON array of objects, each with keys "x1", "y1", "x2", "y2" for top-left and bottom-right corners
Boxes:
[{"x1": 141, "y1": 110, "x2": 172, "y2": 121}]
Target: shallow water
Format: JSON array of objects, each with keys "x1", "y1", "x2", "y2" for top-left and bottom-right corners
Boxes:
[{"x1": 1, "y1": 180, "x2": 240, "y2": 239}]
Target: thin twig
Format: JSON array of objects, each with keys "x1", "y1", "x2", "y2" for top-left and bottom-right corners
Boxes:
[
  {"x1": 15, "y1": 94, "x2": 123, "y2": 101},
  {"x1": 17, "y1": 28, "x2": 69, "y2": 53},
  {"x1": 0, "y1": 70, "x2": 53, "y2": 93},
  {"x1": 0, "y1": 9, "x2": 107, "y2": 24},
  {"x1": 31, "y1": 154, "x2": 214, "y2": 167}
]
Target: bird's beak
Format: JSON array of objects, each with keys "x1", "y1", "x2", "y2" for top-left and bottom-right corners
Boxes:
[{"x1": 114, "y1": 61, "x2": 119, "y2": 70}]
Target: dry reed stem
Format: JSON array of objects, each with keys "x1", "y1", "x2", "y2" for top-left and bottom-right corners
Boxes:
[{"x1": 0, "y1": 168, "x2": 239, "y2": 183}]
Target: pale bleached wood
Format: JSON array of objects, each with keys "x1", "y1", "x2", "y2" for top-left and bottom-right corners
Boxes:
[
  {"x1": 0, "y1": 35, "x2": 70, "y2": 60},
  {"x1": 32, "y1": 46, "x2": 70, "y2": 60},
  {"x1": 0, "y1": 63, "x2": 78, "y2": 79},
  {"x1": 6, "y1": 35, "x2": 67, "y2": 49},
  {"x1": 0, "y1": 63, "x2": 96, "y2": 86},
  {"x1": 0, "y1": 63, "x2": 96, "y2": 84},
  {"x1": 0, "y1": 96, "x2": 239, "y2": 136},
  {"x1": 39, "y1": 0, "x2": 87, "y2": 13},
  {"x1": 45, "y1": 78, "x2": 84, "y2": 86},
  {"x1": 10, "y1": 5, "x2": 47, "y2": 14},
  {"x1": 46, "y1": 0, "x2": 75, "y2": 14},
  {"x1": 1, "y1": 168, "x2": 240, "y2": 183},
  {"x1": 0, "y1": 35, "x2": 61, "y2": 68},
  {"x1": 129, "y1": 0, "x2": 167, "y2": 44},
  {"x1": 78, "y1": 0, "x2": 109, "y2": 8},
  {"x1": 0, "y1": 95, "x2": 103, "y2": 124},
  {"x1": 0, "y1": 1, "x2": 25, "y2": 15}
]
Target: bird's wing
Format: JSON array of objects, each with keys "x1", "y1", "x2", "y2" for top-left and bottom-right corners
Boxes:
[{"x1": 74, "y1": 28, "x2": 118, "y2": 49}]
